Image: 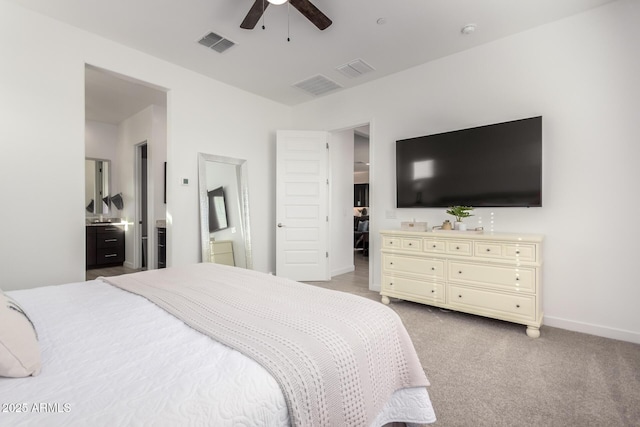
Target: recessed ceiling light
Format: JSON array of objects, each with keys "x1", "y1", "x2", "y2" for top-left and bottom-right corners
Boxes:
[{"x1": 461, "y1": 24, "x2": 477, "y2": 35}]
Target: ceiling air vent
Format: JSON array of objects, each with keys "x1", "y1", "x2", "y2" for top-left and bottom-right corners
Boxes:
[
  {"x1": 336, "y1": 59, "x2": 375, "y2": 78},
  {"x1": 293, "y1": 75, "x2": 342, "y2": 96},
  {"x1": 198, "y1": 31, "x2": 235, "y2": 53}
]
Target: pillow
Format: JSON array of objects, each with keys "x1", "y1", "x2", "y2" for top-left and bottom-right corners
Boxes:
[{"x1": 0, "y1": 290, "x2": 41, "y2": 377}]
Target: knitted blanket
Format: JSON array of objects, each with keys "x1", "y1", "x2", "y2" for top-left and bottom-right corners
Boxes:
[{"x1": 102, "y1": 263, "x2": 429, "y2": 427}]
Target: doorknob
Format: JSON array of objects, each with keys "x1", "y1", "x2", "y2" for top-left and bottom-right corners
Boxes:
[{"x1": 277, "y1": 223, "x2": 285, "y2": 228}]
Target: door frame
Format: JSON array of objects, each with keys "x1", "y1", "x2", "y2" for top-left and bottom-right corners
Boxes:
[{"x1": 329, "y1": 120, "x2": 373, "y2": 290}]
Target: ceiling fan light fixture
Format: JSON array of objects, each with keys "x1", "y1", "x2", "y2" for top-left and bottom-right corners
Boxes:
[{"x1": 268, "y1": 0, "x2": 288, "y2": 5}]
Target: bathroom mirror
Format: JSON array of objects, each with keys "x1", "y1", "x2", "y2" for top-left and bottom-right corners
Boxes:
[
  {"x1": 198, "y1": 153, "x2": 252, "y2": 269},
  {"x1": 85, "y1": 158, "x2": 111, "y2": 215}
]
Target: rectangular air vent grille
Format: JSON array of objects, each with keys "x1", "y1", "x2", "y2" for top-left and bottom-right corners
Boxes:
[
  {"x1": 198, "y1": 31, "x2": 235, "y2": 53},
  {"x1": 336, "y1": 59, "x2": 375, "y2": 78},
  {"x1": 293, "y1": 75, "x2": 342, "y2": 96}
]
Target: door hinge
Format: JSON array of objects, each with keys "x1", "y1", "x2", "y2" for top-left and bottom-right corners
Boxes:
[
  {"x1": 326, "y1": 142, "x2": 329, "y2": 149},
  {"x1": 326, "y1": 178, "x2": 329, "y2": 185},
  {"x1": 326, "y1": 215, "x2": 329, "y2": 222},
  {"x1": 326, "y1": 251, "x2": 329, "y2": 258}
]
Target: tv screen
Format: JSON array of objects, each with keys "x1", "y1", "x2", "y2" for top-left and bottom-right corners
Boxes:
[
  {"x1": 396, "y1": 116, "x2": 542, "y2": 208},
  {"x1": 207, "y1": 186, "x2": 229, "y2": 232}
]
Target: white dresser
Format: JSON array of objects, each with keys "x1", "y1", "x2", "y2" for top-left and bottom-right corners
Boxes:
[
  {"x1": 210, "y1": 240, "x2": 235, "y2": 266},
  {"x1": 380, "y1": 229, "x2": 544, "y2": 337}
]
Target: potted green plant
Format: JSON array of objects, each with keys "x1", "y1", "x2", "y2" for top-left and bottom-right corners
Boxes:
[{"x1": 446, "y1": 206, "x2": 474, "y2": 231}]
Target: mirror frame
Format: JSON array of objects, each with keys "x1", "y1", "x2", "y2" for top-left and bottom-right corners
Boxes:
[
  {"x1": 198, "y1": 153, "x2": 252, "y2": 269},
  {"x1": 85, "y1": 157, "x2": 111, "y2": 216}
]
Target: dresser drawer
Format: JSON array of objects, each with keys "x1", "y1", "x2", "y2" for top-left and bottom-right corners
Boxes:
[
  {"x1": 401, "y1": 237, "x2": 422, "y2": 251},
  {"x1": 475, "y1": 241, "x2": 537, "y2": 262},
  {"x1": 382, "y1": 275, "x2": 445, "y2": 304},
  {"x1": 382, "y1": 254, "x2": 445, "y2": 279},
  {"x1": 423, "y1": 238, "x2": 446, "y2": 254},
  {"x1": 448, "y1": 284, "x2": 536, "y2": 321},
  {"x1": 449, "y1": 261, "x2": 536, "y2": 293},
  {"x1": 446, "y1": 240, "x2": 473, "y2": 256},
  {"x1": 382, "y1": 236, "x2": 401, "y2": 249}
]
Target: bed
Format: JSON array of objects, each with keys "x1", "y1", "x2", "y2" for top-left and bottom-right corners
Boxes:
[{"x1": 1, "y1": 263, "x2": 435, "y2": 426}]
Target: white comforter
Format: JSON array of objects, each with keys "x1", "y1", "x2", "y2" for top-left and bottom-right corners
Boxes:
[{"x1": 1, "y1": 280, "x2": 435, "y2": 426}]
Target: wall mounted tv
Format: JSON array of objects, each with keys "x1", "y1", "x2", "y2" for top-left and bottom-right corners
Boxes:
[
  {"x1": 396, "y1": 116, "x2": 542, "y2": 208},
  {"x1": 207, "y1": 186, "x2": 229, "y2": 232}
]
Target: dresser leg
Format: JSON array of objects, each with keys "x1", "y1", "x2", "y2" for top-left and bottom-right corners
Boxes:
[
  {"x1": 526, "y1": 326, "x2": 540, "y2": 338},
  {"x1": 381, "y1": 295, "x2": 390, "y2": 305}
]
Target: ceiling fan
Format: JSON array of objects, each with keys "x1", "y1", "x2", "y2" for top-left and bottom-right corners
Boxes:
[{"x1": 240, "y1": 0, "x2": 332, "y2": 31}]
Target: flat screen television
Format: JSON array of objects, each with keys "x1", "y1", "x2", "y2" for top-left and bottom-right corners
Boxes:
[
  {"x1": 207, "y1": 186, "x2": 229, "y2": 232},
  {"x1": 396, "y1": 116, "x2": 542, "y2": 208}
]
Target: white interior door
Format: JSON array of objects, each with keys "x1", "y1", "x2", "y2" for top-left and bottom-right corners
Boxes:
[{"x1": 276, "y1": 130, "x2": 330, "y2": 281}]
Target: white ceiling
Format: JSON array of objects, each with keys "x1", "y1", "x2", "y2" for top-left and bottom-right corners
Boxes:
[{"x1": 11, "y1": 0, "x2": 618, "y2": 121}]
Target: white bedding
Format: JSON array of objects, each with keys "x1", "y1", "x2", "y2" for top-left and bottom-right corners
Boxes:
[{"x1": 0, "y1": 280, "x2": 435, "y2": 426}]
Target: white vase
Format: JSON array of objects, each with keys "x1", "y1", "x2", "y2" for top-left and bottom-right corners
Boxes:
[{"x1": 455, "y1": 222, "x2": 466, "y2": 231}]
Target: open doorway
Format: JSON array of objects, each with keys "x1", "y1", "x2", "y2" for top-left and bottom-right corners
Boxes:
[
  {"x1": 353, "y1": 126, "x2": 370, "y2": 278},
  {"x1": 324, "y1": 123, "x2": 371, "y2": 290},
  {"x1": 84, "y1": 64, "x2": 168, "y2": 278}
]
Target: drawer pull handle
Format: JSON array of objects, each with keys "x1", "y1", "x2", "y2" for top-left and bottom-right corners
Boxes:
[
  {"x1": 516, "y1": 304, "x2": 520, "y2": 308},
  {"x1": 458, "y1": 294, "x2": 462, "y2": 298},
  {"x1": 516, "y1": 277, "x2": 520, "y2": 281},
  {"x1": 431, "y1": 290, "x2": 435, "y2": 293},
  {"x1": 456, "y1": 246, "x2": 460, "y2": 250},
  {"x1": 516, "y1": 250, "x2": 520, "y2": 254},
  {"x1": 104, "y1": 239, "x2": 117, "y2": 242},
  {"x1": 431, "y1": 267, "x2": 435, "y2": 271},
  {"x1": 458, "y1": 271, "x2": 462, "y2": 274},
  {"x1": 408, "y1": 243, "x2": 412, "y2": 246},
  {"x1": 390, "y1": 282, "x2": 393, "y2": 286},
  {"x1": 486, "y1": 248, "x2": 491, "y2": 252},
  {"x1": 104, "y1": 254, "x2": 118, "y2": 258}
]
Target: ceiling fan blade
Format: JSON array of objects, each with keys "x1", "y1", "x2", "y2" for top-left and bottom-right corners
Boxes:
[
  {"x1": 289, "y1": 0, "x2": 332, "y2": 30},
  {"x1": 240, "y1": 0, "x2": 270, "y2": 29}
]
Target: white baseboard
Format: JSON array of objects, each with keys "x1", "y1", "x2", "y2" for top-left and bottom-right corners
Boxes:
[
  {"x1": 123, "y1": 261, "x2": 134, "y2": 269},
  {"x1": 331, "y1": 265, "x2": 355, "y2": 277},
  {"x1": 544, "y1": 315, "x2": 640, "y2": 344}
]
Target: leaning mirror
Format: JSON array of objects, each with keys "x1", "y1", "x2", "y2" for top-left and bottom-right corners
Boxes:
[
  {"x1": 85, "y1": 158, "x2": 111, "y2": 215},
  {"x1": 198, "y1": 153, "x2": 252, "y2": 269}
]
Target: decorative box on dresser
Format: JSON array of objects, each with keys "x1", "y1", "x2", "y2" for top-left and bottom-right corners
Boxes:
[{"x1": 380, "y1": 229, "x2": 544, "y2": 337}]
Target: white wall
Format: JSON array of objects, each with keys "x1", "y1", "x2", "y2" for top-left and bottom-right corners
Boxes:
[
  {"x1": 0, "y1": 1, "x2": 291, "y2": 290},
  {"x1": 292, "y1": 0, "x2": 640, "y2": 343},
  {"x1": 329, "y1": 129, "x2": 355, "y2": 276}
]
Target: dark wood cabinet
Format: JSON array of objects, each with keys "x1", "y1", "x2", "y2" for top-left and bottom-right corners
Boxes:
[
  {"x1": 354, "y1": 184, "x2": 369, "y2": 207},
  {"x1": 86, "y1": 225, "x2": 125, "y2": 268},
  {"x1": 157, "y1": 227, "x2": 166, "y2": 269}
]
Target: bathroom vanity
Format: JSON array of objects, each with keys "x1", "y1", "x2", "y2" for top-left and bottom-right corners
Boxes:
[{"x1": 86, "y1": 223, "x2": 125, "y2": 268}]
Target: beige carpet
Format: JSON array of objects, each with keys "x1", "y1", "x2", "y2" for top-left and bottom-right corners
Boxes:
[{"x1": 307, "y1": 259, "x2": 640, "y2": 427}]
